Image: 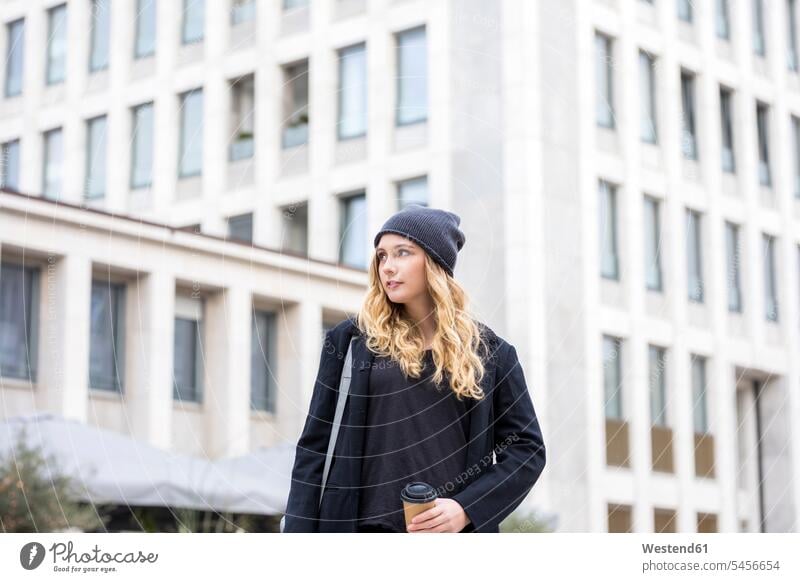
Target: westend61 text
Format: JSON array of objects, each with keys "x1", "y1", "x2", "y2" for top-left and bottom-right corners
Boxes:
[{"x1": 642, "y1": 543, "x2": 708, "y2": 554}]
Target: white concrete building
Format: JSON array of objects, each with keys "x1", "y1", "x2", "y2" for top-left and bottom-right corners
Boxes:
[
  {"x1": 0, "y1": 188, "x2": 366, "y2": 460},
  {"x1": 2, "y1": 0, "x2": 800, "y2": 532},
  {"x1": 516, "y1": 0, "x2": 800, "y2": 533}
]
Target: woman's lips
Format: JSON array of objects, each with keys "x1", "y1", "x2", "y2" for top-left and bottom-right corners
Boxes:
[{"x1": 387, "y1": 282, "x2": 402, "y2": 289}]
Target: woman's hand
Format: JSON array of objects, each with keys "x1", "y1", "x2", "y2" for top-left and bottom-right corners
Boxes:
[{"x1": 406, "y1": 498, "x2": 471, "y2": 533}]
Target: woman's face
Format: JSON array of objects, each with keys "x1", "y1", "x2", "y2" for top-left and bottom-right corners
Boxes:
[{"x1": 375, "y1": 233, "x2": 428, "y2": 303}]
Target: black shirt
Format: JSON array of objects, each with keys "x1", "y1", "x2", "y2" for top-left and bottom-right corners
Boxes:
[{"x1": 357, "y1": 349, "x2": 471, "y2": 532}]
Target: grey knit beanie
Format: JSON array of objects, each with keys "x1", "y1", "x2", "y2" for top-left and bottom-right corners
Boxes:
[{"x1": 373, "y1": 204, "x2": 466, "y2": 276}]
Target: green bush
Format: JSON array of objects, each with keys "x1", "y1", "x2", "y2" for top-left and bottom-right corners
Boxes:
[
  {"x1": 171, "y1": 508, "x2": 256, "y2": 533},
  {"x1": 0, "y1": 426, "x2": 107, "y2": 533},
  {"x1": 499, "y1": 508, "x2": 553, "y2": 533}
]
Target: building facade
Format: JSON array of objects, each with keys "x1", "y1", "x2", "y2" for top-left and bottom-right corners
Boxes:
[{"x1": 2, "y1": 0, "x2": 800, "y2": 532}]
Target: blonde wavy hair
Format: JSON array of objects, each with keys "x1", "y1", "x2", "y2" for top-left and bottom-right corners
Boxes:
[{"x1": 355, "y1": 248, "x2": 489, "y2": 401}]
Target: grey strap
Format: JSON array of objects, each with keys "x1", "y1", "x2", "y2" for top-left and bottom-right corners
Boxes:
[{"x1": 318, "y1": 336, "x2": 356, "y2": 508}]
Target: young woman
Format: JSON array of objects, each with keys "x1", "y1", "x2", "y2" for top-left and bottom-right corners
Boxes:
[{"x1": 283, "y1": 205, "x2": 546, "y2": 533}]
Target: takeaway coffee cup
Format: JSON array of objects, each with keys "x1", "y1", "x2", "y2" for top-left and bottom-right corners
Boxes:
[{"x1": 401, "y1": 482, "x2": 438, "y2": 529}]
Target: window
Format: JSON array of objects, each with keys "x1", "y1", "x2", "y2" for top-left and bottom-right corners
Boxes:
[
  {"x1": 42, "y1": 128, "x2": 63, "y2": 199},
  {"x1": 181, "y1": 223, "x2": 201, "y2": 234},
  {"x1": 178, "y1": 89, "x2": 204, "y2": 178},
  {"x1": 681, "y1": 71, "x2": 698, "y2": 159},
  {"x1": 649, "y1": 346, "x2": 667, "y2": 426},
  {"x1": 716, "y1": 0, "x2": 730, "y2": 39},
  {"x1": 595, "y1": 32, "x2": 614, "y2": 129},
  {"x1": 89, "y1": 280, "x2": 125, "y2": 392},
  {"x1": 686, "y1": 209, "x2": 704, "y2": 303},
  {"x1": 644, "y1": 196, "x2": 663, "y2": 291},
  {"x1": 4, "y1": 19, "x2": 24, "y2": 97},
  {"x1": 131, "y1": 102, "x2": 154, "y2": 188},
  {"x1": 89, "y1": 0, "x2": 110, "y2": 72},
  {"x1": 756, "y1": 102, "x2": 771, "y2": 186},
  {"x1": 697, "y1": 512, "x2": 719, "y2": 533},
  {"x1": 182, "y1": 0, "x2": 205, "y2": 44},
  {"x1": 793, "y1": 116, "x2": 800, "y2": 197},
  {"x1": 230, "y1": 75, "x2": 255, "y2": 161},
  {"x1": 599, "y1": 180, "x2": 619, "y2": 280},
  {"x1": 232, "y1": 0, "x2": 255, "y2": 25},
  {"x1": 396, "y1": 26, "x2": 427, "y2": 126},
  {"x1": 639, "y1": 51, "x2": 657, "y2": 143},
  {"x1": 46, "y1": 4, "x2": 67, "y2": 85},
  {"x1": 790, "y1": 0, "x2": 799, "y2": 70},
  {"x1": 763, "y1": 233, "x2": 779, "y2": 321},
  {"x1": 725, "y1": 222, "x2": 743, "y2": 313},
  {"x1": 678, "y1": 0, "x2": 693, "y2": 22},
  {"x1": 753, "y1": 0, "x2": 766, "y2": 56},
  {"x1": 1, "y1": 139, "x2": 20, "y2": 191},
  {"x1": 397, "y1": 176, "x2": 428, "y2": 209},
  {"x1": 228, "y1": 212, "x2": 253, "y2": 243},
  {"x1": 135, "y1": 0, "x2": 157, "y2": 58},
  {"x1": 654, "y1": 508, "x2": 678, "y2": 533},
  {"x1": 0, "y1": 261, "x2": 39, "y2": 381},
  {"x1": 607, "y1": 503, "x2": 632, "y2": 533},
  {"x1": 281, "y1": 60, "x2": 309, "y2": 148},
  {"x1": 339, "y1": 191, "x2": 367, "y2": 269},
  {"x1": 720, "y1": 87, "x2": 736, "y2": 173},
  {"x1": 251, "y1": 310, "x2": 277, "y2": 412},
  {"x1": 691, "y1": 356, "x2": 708, "y2": 434},
  {"x1": 281, "y1": 202, "x2": 308, "y2": 256},
  {"x1": 173, "y1": 297, "x2": 203, "y2": 403},
  {"x1": 337, "y1": 43, "x2": 367, "y2": 139},
  {"x1": 85, "y1": 115, "x2": 108, "y2": 199},
  {"x1": 603, "y1": 335, "x2": 623, "y2": 420}
]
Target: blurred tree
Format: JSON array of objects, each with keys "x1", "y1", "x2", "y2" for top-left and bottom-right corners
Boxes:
[
  {"x1": 499, "y1": 508, "x2": 554, "y2": 533},
  {"x1": 0, "y1": 426, "x2": 107, "y2": 533}
]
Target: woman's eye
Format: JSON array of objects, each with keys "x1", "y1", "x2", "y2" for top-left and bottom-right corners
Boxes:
[{"x1": 377, "y1": 249, "x2": 410, "y2": 261}]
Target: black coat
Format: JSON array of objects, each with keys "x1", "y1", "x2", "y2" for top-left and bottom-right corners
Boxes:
[{"x1": 283, "y1": 317, "x2": 546, "y2": 533}]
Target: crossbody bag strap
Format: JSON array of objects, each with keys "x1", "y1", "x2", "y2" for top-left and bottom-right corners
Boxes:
[{"x1": 318, "y1": 336, "x2": 356, "y2": 508}]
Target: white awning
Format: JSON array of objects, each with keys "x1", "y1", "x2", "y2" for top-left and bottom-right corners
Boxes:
[{"x1": 0, "y1": 412, "x2": 295, "y2": 515}]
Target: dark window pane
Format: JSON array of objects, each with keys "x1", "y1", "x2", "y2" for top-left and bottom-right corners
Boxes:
[
  {"x1": 0, "y1": 262, "x2": 38, "y2": 380},
  {"x1": 251, "y1": 310, "x2": 276, "y2": 412},
  {"x1": 89, "y1": 281, "x2": 124, "y2": 391},
  {"x1": 173, "y1": 317, "x2": 200, "y2": 401}
]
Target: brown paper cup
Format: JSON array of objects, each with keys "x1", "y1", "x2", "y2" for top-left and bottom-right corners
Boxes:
[
  {"x1": 403, "y1": 499, "x2": 436, "y2": 528},
  {"x1": 400, "y1": 482, "x2": 439, "y2": 529}
]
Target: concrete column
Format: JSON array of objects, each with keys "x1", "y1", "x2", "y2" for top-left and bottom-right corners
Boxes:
[
  {"x1": 38, "y1": 253, "x2": 91, "y2": 422},
  {"x1": 254, "y1": 0, "x2": 281, "y2": 249},
  {"x1": 759, "y1": 376, "x2": 797, "y2": 532},
  {"x1": 366, "y1": 0, "x2": 392, "y2": 227},
  {"x1": 201, "y1": 0, "x2": 228, "y2": 226},
  {"x1": 282, "y1": 300, "x2": 323, "y2": 441},
  {"x1": 150, "y1": 0, "x2": 180, "y2": 216},
  {"x1": 127, "y1": 270, "x2": 175, "y2": 449},
  {"x1": 205, "y1": 286, "x2": 252, "y2": 458},
  {"x1": 308, "y1": 0, "x2": 338, "y2": 264},
  {"x1": 716, "y1": 357, "x2": 738, "y2": 532},
  {"x1": 19, "y1": 5, "x2": 45, "y2": 197},
  {"x1": 104, "y1": 0, "x2": 134, "y2": 215}
]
